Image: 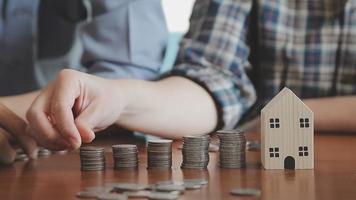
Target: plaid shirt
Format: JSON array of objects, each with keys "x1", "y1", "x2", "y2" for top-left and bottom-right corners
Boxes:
[{"x1": 168, "y1": 0, "x2": 356, "y2": 130}]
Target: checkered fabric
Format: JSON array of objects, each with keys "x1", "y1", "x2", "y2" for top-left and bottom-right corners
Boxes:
[{"x1": 167, "y1": 0, "x2": 356, "y2": 129}]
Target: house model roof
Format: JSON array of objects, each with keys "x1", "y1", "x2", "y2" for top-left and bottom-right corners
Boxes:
[{"x1": 261, "y1": 87, "x2": 312, "y2": 114}]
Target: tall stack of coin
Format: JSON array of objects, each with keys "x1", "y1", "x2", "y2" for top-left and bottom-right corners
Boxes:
[
  {"x1": 112, "y1": 144, "x2": 139, "y2": 170},
  {"x1": 147, "y1": 139, "x2": 173, "y2": 169},
  {"x1": 80, "y1": 147, "x2": 106, "y2": 171},
  {"x1": 181, "y1": 135, "x2": 210, "y2": 169},
  {"x1": 217, "y1": 130, "x2": 246, "y2": 168}
]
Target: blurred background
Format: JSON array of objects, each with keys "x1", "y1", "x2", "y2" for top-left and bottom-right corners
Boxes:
[{"x1": 161, "y1": 0, "x2": 194, "y2": 73}]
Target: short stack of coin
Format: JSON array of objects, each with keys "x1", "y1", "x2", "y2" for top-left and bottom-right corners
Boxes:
[
  {"x1": 80, "y1": 147, "x2": 106, "y2": 171},
  {"x1": 217, "y1": 130, "x2": 246, "y2": 168},
  {"x1": 181, "y1": 135, "x2": 210, "y2": 169},
  {"x1": 147, "y1": 139, "x2": 173, "y2": 169},
  {"x1": 112, "y1": 144, "x2": 138, "y2": 170}
]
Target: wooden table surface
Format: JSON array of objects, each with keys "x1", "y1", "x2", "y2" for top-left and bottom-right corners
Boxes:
[{"x1": 0, "y1": 131, "x2": 356, "y2": 200}]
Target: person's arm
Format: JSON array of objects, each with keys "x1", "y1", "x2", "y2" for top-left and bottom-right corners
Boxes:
[
  {"x1": 0, "y1": 91, "x2": 40, "y2": 120},
  {"x1": 26, "y1": 0, "x2": 257, "y2": 150},
  {"x1": 80, "y1": 0, "x2": 168, "y2": 80},
  {"x1": 305, "y1": 97, "x2": 356, "y2": 132}
]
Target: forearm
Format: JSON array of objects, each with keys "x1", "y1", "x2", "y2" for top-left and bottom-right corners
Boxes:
[
  {"x1": 304, "y1": 96, "x2": 356, "y2": 132},
  {"x1": 116, "y1": 76, "x2": 218, "y2": 139},
  {"x1": 0, "y1": 91, "x2": 40, "y2": 120}
]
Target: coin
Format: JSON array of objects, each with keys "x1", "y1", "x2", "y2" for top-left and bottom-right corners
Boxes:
[
  {"x1": 181, "y1": 135, "x2": 210, "y2": 169},
  {"x1": 217, "y1": 130, "x2": 246, "y2": 168},
  {"x1": 112, "y1": 144, "x2": 138, "y2": 170},
  {"x1": 108, "y1": 183, "x2": 148, "y2": 191},
  {"x1": 15, "y1": 153, "x2": 29, "y2": 162},
  {"x1": 76, "y1": 190, "x2": 102, "y2": 198},
  {"x1": 154, "y1": 184, "x2": 185, "y2": 193},
  {"x1": 147, "y1": 191, "x2": 179, "y2": 200},
  {"x1": 230, "y1": 188, "x2": 261, "y2": 196},
  {"x1": 147, "y1": 139, "x2": 172, "y2": 169},
  {"x1": 80, "y1": 146, "x2": 106, "y2": 171},
  {"x1": 96, "y1": 193, "x2": 127, "y2": 200},
  {"x1": 38, "y1": 147, "x2": 51, "y2": 156}
]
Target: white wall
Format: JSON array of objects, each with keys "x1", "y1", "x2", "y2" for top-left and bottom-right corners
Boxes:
[{"x1": 161, "y1": 0, "x2": 195, "y2": 33}]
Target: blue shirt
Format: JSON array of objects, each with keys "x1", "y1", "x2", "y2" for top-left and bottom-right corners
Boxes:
[{"x1": 0, "y1": 0, "x2": 168, "y2": 95}]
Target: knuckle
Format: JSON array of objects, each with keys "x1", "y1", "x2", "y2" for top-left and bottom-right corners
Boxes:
[
  {"x1": 57, "y1": 69, "x2": 77, "y2": 81},
  {"x1": 26, "y1": 107, "x2": 39, "y2": 123}
]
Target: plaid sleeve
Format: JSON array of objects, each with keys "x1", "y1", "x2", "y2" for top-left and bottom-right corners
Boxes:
[{"x1": 168, "y1": 0, "x2": 257, "y2": 129}]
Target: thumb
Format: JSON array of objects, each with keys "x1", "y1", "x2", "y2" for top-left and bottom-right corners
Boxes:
[
  {"x1": 0, "y1": 130, "x2": 16, "y2": 164},
  {"x1": 74, "y1": 103, "x2": 99, "y2": 143}
]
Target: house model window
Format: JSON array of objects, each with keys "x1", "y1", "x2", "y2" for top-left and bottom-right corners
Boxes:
[
  {"x1": 269, "y1": 147, "x2": 280, "y2": 157},
  {"x1": 269, "y1": 118, "x2": 280, "y2": 128},
  {"x1": 299, "y1": 118, "x2": 310, "y2": 128},
  {"x1": 298, "y1": 146, "x2": 309, "y2": 156}
]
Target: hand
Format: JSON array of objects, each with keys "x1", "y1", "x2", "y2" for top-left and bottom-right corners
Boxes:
[
  {"x1": 0, "y1": 103, "x2": 37, "y2": 164},
  {"x1": 26, "y1": 69, "x2": 127, "y2": 150}
]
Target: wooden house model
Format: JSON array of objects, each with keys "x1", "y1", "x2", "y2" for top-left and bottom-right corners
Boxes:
[{"x1": 261, "y1": 88, "x2": 314, "y2": 169}]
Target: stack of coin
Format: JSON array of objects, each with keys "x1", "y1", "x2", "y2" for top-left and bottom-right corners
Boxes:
[
  {"x1": 38, "y1": 147, "x2": 51, "y2": 156},
  {"x1": 112, "y1": 144, "x2": 138, "y2": 170},
  {"x1": 80, "y1": 146, "x2": 106, "y2": 171},
  {"x1": 181, "y1": 135, "x2": 210, "y2": 169},
  {"x1": 217, "y1": 130, "x2": 246, "y2": 168},
  {"x1": 147, "y1": 139, "x2": 173, "y2": 169}
]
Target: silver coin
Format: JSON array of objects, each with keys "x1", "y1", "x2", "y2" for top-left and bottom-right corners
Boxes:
[
  {"x1": 230, "y1": 188, "x2": 261, "y2": 196},
  {"x1": 15, "y1": 153, "x2": 29, "y2": 162},
  {"x1": 76, "y1": 190, "x2": 102, "y2": 198},
  {"x1": 147, "y1": 192, "x2": 179, "y2": 200},
  {"x1": 183, "y1": 179, "x2": 208, "y2": 185},
  {"x1": 38, "y1": 147, "x2": 52, "y2": 156},
  {"x1": 110, "y1": 183, "x2": 148, "y2": 191},
  {"x1": 96, "y1": 193, "x2": 127, "y2": 200},
  {"x1": 154, "y1": 184, "x2": 185, "y2": 193},
  {"x1": 85, "y1": 186, "x2": 113, "y2": 193}
]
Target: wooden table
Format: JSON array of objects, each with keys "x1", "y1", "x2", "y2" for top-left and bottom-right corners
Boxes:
[{"x1": 1, "y1": 131, "x2": 356, "y2": 200}]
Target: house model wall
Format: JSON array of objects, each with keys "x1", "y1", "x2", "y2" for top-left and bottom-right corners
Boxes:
[{"x1": 261, "y1": 88, "x2": 314, "y2": 170}]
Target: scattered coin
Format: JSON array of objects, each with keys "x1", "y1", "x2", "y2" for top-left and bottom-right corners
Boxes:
[
  {"x1": 108, "y1": 183, "x2": 148, "y2": 191},
  {"x1": 217, "y1": 130, "x2": 246, "y2": 168},
  {"x1": 80, "y1": 146, "x2": 106, "y2": 171},
  {"x1": 96, "y1": 193, "x2": 127, "y2": 200},
  {"x1": 181, "y1": 134, "x2": 210, "y2": 169},
  {"x1": 123, "y1": 190, "x2": 151, "y2": 198},
  {"x1": 147, "y1": 191, "x2": 179, "y2": 200},
  {"x1": 154, "y1": 184, "x2": 185, "y2": 193},
  {"x1": 15, "y1": 153, "x2": 29, "y2": 162},
  {"x1": 182, "y1": 182, "x2": 202, "y2": 190},
  {"x1": 76, "y1": 190, "x2": 102, "y2": 199},
  {"x1": 38, "y1": 147, "x2": 52, "y2": 156},
  {"x1": 112, "y1": 144, "x2": 138, "y2": 170},
  {"x1": 147, "y1": 139, "x2": 173, "y2": 169},
  {"x1": 230, "y1": 188, "x2": 261, "y2": 196},
  {"x1": 183, "y1": 178, "x2": 208, "y2": 185},
  {"x1": 85, "y1": 186, "x2": 113, "y2": 193},
  {"x1": 246, "y1": 140, "x2": 261, "y2": 151}
]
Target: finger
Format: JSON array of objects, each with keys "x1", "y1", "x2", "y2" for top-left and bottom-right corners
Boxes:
[
  {"x1": 0, "y1": 104, "x2": 38, "y2": 158},
  {"x1": 74, "y1": 102, "x2": 99, "y2": 143},
  {"x1": 27, "y1": 84, "x2": 71, "y2": 151},
  {"x1": 50, "y1": 73, "x2": 82, "y2": 149},
  {"x1": 0, "y1": 130, "x2": 16, "y2": 164}
]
